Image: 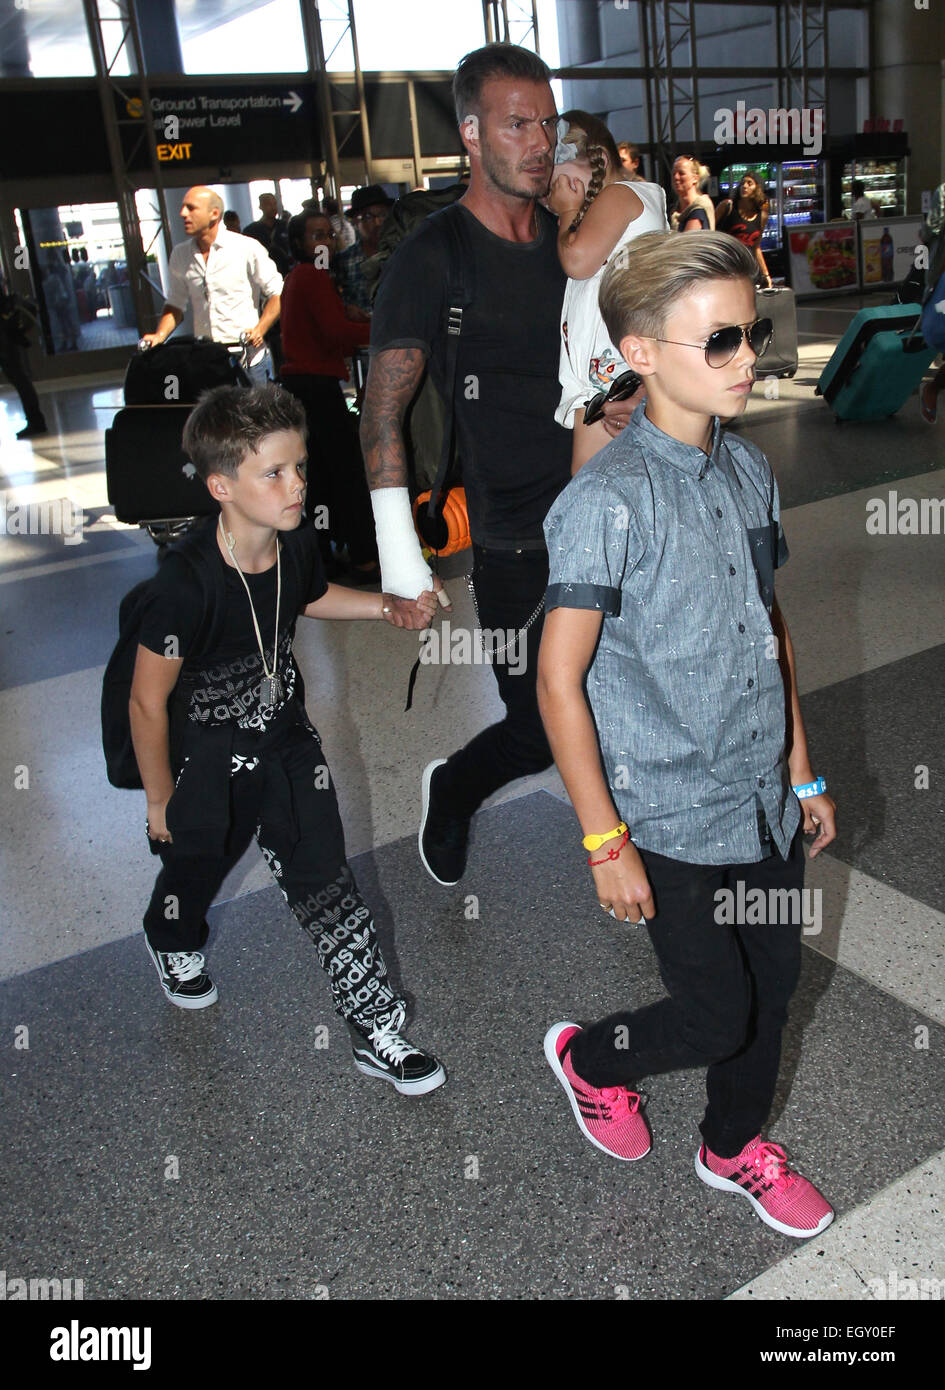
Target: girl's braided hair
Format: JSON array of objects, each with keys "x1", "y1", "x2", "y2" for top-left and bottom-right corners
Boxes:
[{"x1": 559, "y1": 109, "x2": 622, "y2": 235}]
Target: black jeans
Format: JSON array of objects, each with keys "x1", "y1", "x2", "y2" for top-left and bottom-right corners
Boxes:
[
  {"x1": 143, "y1": 719, "x2": 402, "y2": 1031},
  {"x1": 435, "y1": 543, "x2": 554, "y2": 819},
  {"x1": 279, "y1": 373, "x2": 377, "y2": 566},
  {"x1": 569, "y1": 832, "x2": 805, "y2": 1158},
  {"x1": 0, "y1": 342, "x2": 45, "y2": 427}
]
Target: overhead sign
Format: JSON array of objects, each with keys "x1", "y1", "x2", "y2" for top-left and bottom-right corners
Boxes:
[{"x1": 118, "y1": 82, "x2": 319, "y2": 171}]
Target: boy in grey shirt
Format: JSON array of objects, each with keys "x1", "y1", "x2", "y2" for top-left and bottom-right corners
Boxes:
[{"x1": 537, "y1": 231, "x2": 837, "y2": 1239}]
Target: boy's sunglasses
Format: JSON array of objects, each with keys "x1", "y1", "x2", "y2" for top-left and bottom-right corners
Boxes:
[
  {"x1": 583, "y1": 369, "x2": 642, "y2": 426},
  {"x1": 646, "y1": 317, "x2": 773, "y2": 369}
]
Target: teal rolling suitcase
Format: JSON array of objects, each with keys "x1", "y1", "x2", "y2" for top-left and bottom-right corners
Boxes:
[{"x1": 816, "y1": 304, "x2": 935, "y2": 421}]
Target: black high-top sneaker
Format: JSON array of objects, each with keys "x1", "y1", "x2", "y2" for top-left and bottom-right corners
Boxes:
[
  {"x1": 350, "y1": 1006, "x2": 446, "y2": 1095},
  {"x1": 419, "y1": 758, "x2": 471, "y2": 886},
  {"x1": 146, "y1": 941, "x2": 218, "y2": 1009}
]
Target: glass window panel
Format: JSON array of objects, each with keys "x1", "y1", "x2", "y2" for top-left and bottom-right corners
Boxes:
[
  {"x1": 348, "y1": 0, "x2": 484, "y2": 72},
  {"x1": 828, "y1": 8, "x2": 868, "y2": 67},
  {"x1": 176, "y1": 0, "x2": 306, "y2": 74},
  {"x1": 1, "y1": 0, "x2": 94, "y2": 77},
  {"x1": 22, "y1": 202, "x2": 139, "y2": 354},
  {"x1": 695, "y1": 5, "x2": 777, "y2": 69}
]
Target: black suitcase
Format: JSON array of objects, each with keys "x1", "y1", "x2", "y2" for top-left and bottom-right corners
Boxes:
[
  {"x1": 123, "y1": 336, "x2": 250, "y2": 405},
  {"x1": 754, "y1": 286, "x2": 798, "y2": 377},
  {"x1": 105, "y1": 405, "x2": 218, "y2": 530}
]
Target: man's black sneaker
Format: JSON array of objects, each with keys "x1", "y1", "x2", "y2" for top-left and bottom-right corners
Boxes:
[
  {"x1": 351, "y1": 1006, "x2": 446, "y2": 1095},
  {"x1": 146, "y1": 941, "x2": 218, "y2": 1009},
  {"x1": 419, "y1": 758, "x2": 470, "y2": 886}
]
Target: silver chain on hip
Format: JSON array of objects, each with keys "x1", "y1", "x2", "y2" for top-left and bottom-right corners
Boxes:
[{"x1": 466, "y1": 576, "x2": 545, "y2": 660}]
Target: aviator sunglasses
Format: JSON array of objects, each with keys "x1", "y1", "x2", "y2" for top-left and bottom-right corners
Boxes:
[
  {"x1": 645, "y1": 317, "x2": 773, "y2": 369},
  {"x1": 583, "y1": 369, "x2": 643, "y2": 426}
]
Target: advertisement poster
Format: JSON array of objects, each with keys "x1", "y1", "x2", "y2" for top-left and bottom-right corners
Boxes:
[
  {"x1": 860, "y1": 216, "x2": 924, "y2": 286},
  {"x1": 788, "y1": 225, "x2": 858, "y2": 295}
]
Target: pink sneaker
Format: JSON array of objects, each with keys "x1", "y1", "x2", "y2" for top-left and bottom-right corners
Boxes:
[
  {"x1": 696, "y1": 1136, "x2": 834, "y2": 1238},
  {"x1": 543, "y1": 1022, "x2": 651, "y2": 1161}
]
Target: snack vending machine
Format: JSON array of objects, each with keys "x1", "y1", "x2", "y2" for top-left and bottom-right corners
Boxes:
[{"x1": 840, "y1": 158, "x2": 907, "y2": 220}]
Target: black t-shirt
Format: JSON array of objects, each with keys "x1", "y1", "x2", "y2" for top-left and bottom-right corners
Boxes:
[
  {"x1": 679, "y1": 204, "x2": 711, "y2": 231},
  {"x1": 139, "y1": 523, "x2": 327, "y2": 735},
  {"x1": 369, "y1": 202, "x2": 572, "y2": 545},
  {"x1": 717, "y1": 206, "x2": 763, "y2": 250}
]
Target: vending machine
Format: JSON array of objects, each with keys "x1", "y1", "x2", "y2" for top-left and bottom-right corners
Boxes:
[
  {"x1": 840, "y1": 157, "x2": 907, "y2": 220},
  {"x1": 780, "y1": 160, "x2": 827, "y2": 230}
]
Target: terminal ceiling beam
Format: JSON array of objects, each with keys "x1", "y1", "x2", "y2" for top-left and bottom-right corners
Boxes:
[{"x1": 81, "y1": 0, "x2": 174, "y2": 334}]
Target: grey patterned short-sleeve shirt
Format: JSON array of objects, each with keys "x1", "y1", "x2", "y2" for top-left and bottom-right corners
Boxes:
[{"x1": 544, "y1": 405, "x2": 801, "y2": 865}]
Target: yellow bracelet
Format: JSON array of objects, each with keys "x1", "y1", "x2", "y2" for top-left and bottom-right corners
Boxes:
[{"x1": 582, "y1": 822, "x2": 628, "y2": 852}]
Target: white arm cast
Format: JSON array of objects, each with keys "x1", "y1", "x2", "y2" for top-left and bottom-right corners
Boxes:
[{"x1": 370, "y1": 486, "x2": 433, "y2": 599}]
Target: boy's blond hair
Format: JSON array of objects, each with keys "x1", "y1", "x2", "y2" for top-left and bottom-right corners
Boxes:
[{"x1": 599, "y1": 230, "x2": 757, "y2": 347}]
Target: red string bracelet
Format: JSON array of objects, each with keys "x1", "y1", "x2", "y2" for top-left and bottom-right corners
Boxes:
[{"x1": 588, "y1": 830, "x2": 629, "y2": 865}]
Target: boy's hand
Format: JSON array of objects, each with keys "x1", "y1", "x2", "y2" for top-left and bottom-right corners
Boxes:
[
  {"x1": 146, "y1": 799, "x2": 172, "y2": 845},
  {"x1": 799, "y1": 792, "x2": 837, "y2": 858},
  {"x1": 382, "y1": 589, "x2": 435, "y2": 629},
  {"x1": 590, "y1": 842, "x2": 655, "y2": 923}
]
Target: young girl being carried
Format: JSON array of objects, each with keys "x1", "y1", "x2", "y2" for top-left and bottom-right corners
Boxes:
[{"x1": 547, "y1": 111, "x2": 669, "y2": 473}]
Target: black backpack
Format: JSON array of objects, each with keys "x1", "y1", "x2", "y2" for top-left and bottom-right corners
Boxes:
[
  {"x1": 371, "y1": 201, "x2": 474, "y2": 546},
  {"x1": 101, "y1": 523, "x2": 227, "y2": 790},
  {"x1": 102, "y1": 520, "x2": 313, "y2": 789}
]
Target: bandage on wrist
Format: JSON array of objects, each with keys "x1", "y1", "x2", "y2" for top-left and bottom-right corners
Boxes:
[{"x1": 369, "y1": 487, "x2": 433, "y2": 599}]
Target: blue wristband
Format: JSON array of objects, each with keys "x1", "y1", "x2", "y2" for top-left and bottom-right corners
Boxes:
[{"x1": 793, "y1": 776, "x2": 826, "y2": 799}]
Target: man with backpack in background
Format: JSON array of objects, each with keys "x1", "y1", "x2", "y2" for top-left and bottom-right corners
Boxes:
[{"x1": 360, "y1": 42, "x2": 633, "y2": 889}]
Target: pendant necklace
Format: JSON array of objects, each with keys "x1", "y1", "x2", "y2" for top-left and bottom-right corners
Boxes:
[{"x1": 219, "y1": 517, "x2": 283, "y2": 709}]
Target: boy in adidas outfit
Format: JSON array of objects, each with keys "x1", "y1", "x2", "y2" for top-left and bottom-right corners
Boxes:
[
  {"x1": 129, "y1": 384, "x2": 444, "y2": 1095},
  {"x1": 537, "y1": 232, "x2": 837, "y2": 1237}
]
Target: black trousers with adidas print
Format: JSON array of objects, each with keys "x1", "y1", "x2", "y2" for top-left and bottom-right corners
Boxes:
[
  {"x1": 143, "y1": 718, "x2": 402, "y2": 1033},
  {"x1": 568, "y1": 832, "x2": 805, "y2": 1159}
]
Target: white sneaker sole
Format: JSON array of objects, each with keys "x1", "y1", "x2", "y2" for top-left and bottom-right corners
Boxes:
[
  {"x1": 694, "y1": 1147, "x2": 834, "y2": 1238},
  {"x1": 543, "y1": 1022, "x2": 649, "y2": 1162},
  {"x1": 418, "y1": 758, "x2": 460, "y2": 886},
  {"x1": 353, "y1": 1055, "x2": 447, "y2": 1096},
  {"x1": 145, "y1": 940, "x2": 218, "y2": 1010}
]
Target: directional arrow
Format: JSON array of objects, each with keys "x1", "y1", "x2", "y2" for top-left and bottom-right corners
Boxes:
[{"x1": 283, "y1": 90, "x2": 302, "y2": 115}]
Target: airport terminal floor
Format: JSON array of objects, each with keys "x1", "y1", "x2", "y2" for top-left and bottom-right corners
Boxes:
[{"x1": 1, "y1": 295, "x2": 944, "y2": 1302}]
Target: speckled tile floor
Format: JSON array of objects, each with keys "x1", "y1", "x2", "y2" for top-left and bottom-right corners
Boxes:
[{"x1": 3, "y1": 793, "x2": 944, "y2": 1300}]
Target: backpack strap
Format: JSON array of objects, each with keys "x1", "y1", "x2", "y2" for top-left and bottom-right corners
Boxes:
[
  {"x1": 169, "y1": 518, "x2": 228, "y2": 667},
  {"x1": 425, "y1": 204, "x2": 474, "y2": 522}
]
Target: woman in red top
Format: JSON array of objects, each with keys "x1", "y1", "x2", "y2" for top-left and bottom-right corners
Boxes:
[
  {"x1": 280, "y1": 211, "x2": 379, "y2": 581},
  {"x1": 715, "y1": 172, "x2": 773, "y2": 286}
]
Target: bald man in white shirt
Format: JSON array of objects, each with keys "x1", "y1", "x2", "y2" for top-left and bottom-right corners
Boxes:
[{"x1": 142, "y1": 186, "x2": 283, "y2": 383}]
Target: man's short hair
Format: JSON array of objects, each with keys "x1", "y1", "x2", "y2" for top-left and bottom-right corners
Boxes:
[
  {"x1": 182, "y1": 384, "x2": 307, "y2": 482},
  {"x1": 453, "y1": 42, "x2": 550, "y2": 125},
  {"x1": 206, "y1": 190, "x2": 224, "y2": 217},
  {"x1": 599, "y1": 231, "x2": 758, "y2": 346}
]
